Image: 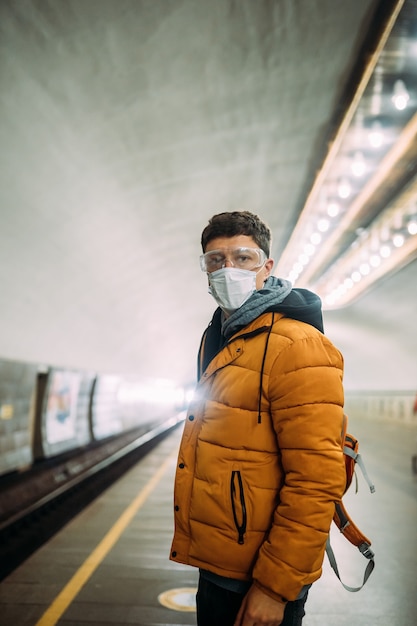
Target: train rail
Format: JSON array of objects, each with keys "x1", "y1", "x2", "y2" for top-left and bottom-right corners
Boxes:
[{"x1": 0, "y1": 414, "x2": 184, "y2": 582}]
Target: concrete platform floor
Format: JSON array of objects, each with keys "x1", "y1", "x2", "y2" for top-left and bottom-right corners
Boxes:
[{"x1": 0, "y1": 415, "x2": 416, "y2": 625}]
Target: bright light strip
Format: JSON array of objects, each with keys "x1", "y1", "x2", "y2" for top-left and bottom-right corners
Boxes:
[
  {"x1": 283, "y1": 110, "x2": 417, "y2": 286},
  {"x1": 312, "y1": 179, "x2": 417, "y2": 309},
  {"x1": 274, "y1": 0, "x2": 417, "y2": 308},
  {"x1": 274, "y1": 0, "x2": 405, "y2": 283}
]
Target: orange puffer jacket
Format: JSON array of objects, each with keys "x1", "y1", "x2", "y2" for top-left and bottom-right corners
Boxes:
[{"x1": 170, "y1": 312, "x2": 346, "y2": 603}]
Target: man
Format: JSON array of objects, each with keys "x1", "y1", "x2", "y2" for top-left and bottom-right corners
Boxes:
[{"x1": 170, "y1": 211, "x2": 346, "y2": 626}]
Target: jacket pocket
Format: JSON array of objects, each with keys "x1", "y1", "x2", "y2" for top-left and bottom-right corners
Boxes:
[{"x1": 230, "y1": 470, "x2": 247, "y2": 544}]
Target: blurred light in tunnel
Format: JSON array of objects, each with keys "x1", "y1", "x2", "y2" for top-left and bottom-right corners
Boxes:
[
  {"x1": 304, "y1": 243, "x2": 316, "y2": 256},
  {"x1": 380, "y1": 244, "x2": 391, "y2": 258},
  {"x1": 337, "y1": 178, "x2": 352, "y2": 199},
  {"x1": 318, "y1": 218, "x2": 330, "y2": 232},
  {"x1": 184, "y1": 387, "x2": 195, "y2": 405},
  {"x1": 368, "y1": 121, "x2": 384, "y2": 148},
  {"x1": 310, "y1": 232, "x2": 321, "y2": 245},
  {"x1": 392, "y1": 79, "x2": 410, "y2": 111},
  {"x1": 117, "y1": 378, "x2": 185, "y2": 406},
  {"x1": 408, "y1": 219, "x2": 417, "y2": 235},
  {"x1": 370, "y1": 254, "x2": 381, "y2": 268},
  {"x1": 351, "y1": 151, "x2": 367, "y2": 177},
  {"x1": 393, "y1": 233, "x2": 405, "y2": 247},
  {"x1": 327, "y1": 202, "x2": 340, "y2": 217}
]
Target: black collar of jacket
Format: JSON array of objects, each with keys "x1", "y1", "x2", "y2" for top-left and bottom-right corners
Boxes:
[{"x1": 198, "y1": 308, "x2": 272, "y2": 380}]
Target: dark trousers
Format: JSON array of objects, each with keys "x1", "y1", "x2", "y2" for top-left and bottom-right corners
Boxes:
[{"x1": 196, "y1": 576, "x2": 308, "y2": 626}]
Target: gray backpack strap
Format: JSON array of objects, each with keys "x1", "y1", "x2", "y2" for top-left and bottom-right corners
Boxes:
[
  {"x1": 343, "y1": 445, "x2": 376, "y2": 494},
  {"x1": 325, "y1": 536, "x2": 375, "y2": 592}
]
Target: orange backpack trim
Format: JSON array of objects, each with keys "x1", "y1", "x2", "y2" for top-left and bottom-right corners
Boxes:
[{"x1": 326, "y1": 415, "x2": 376, "y2": 592}]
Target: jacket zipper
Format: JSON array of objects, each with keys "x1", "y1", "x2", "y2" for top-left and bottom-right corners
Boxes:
[{"x1": 230, "y1": 470, "x2": 247, "y2": 544}]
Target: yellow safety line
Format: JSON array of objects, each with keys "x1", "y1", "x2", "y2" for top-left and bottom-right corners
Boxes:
[{"x1": 35, "y1": 452, "x2": 175, "y2": 626}]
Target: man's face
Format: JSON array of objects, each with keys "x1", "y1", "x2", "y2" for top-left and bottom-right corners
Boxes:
[{"x1": 204, "y1": 234, "x2": 274, "y2": 290}]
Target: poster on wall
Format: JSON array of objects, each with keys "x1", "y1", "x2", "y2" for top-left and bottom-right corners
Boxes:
[{"x1": 45, "y1": 370, "x2": 80, "y2": 444}]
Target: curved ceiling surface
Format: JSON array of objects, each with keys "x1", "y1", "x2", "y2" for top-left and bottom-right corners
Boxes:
[{"x1": 0, "y1": 0, "x2": 416, "y2": 390}]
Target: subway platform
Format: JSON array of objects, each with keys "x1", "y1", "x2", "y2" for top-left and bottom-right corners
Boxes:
[{"x1": 0, "y1": 415, "x2": 416, "y2": 626}]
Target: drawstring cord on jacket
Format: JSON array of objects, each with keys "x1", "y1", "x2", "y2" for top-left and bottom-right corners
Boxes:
[{"x1": 257, "y1": 312, "x2": 275, "y2": 423}]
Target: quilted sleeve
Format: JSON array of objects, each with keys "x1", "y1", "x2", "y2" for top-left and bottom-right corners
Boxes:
[{"x1": 252, "y1": 331, "x2": 346, "y2": 602}]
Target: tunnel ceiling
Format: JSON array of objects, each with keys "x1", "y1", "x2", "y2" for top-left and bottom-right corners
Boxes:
[{"x1": 0, "y1": 0, "x2": 416, "y2": 390}]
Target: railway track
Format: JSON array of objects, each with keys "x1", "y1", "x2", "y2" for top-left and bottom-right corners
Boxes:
[{"x1": 0, "y1": 414, "x2": 183, "y2": 581}]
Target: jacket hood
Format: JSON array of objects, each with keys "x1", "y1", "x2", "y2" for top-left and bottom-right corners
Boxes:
[
  {"x1": 198, "y1": 285, "x2": 324, "y2": 379},
  {"x1": 270, "y1": 288, "x2": 324, "y2": 333}
]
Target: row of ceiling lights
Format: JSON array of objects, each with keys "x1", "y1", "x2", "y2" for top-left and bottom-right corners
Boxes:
[
  {"x1": 275, "y1": 0, "x2": 417, "y2": 309},
  {"x1": 315, "y1": 189, "x2": 417, "y2": 307},
  {"x1": 287, "y1": 78, "x2": 411, "y2": 284}
]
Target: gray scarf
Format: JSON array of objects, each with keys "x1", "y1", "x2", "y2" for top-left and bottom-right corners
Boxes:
[{"x1": 222, "y1": 276, "x2": 292, "y2": 339}]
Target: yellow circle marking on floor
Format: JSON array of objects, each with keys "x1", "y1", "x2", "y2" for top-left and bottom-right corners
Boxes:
[{"x1": 158, "y1": 587, "x2": 197, "y2": 612}]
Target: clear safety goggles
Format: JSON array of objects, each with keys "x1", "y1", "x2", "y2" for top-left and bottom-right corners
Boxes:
[{"x1": 200, "y1": 247, "x2": 267, "y2": 273}]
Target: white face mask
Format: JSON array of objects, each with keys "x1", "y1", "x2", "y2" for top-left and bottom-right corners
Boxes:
[{"x1": 208, "y1": 267, "x2": 259, "y2": 313}]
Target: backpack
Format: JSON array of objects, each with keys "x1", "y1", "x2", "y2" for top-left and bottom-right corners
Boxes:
[{"x1": 325, "y1": 414, "x2": 376, "y2": 592}]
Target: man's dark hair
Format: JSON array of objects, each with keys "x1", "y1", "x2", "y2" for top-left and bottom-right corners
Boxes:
[{"x1": 201, "y1": 211, "x2": 271, "y2": 257}]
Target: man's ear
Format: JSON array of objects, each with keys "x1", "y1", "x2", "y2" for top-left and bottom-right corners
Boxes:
[{"x1": 264, "y1": 258, "x2": 274, "y2": 278}]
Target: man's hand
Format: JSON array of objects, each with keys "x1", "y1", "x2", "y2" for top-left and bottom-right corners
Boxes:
[{"x1": 233, "y1": 584, "x2": 286, "y2": 626}]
